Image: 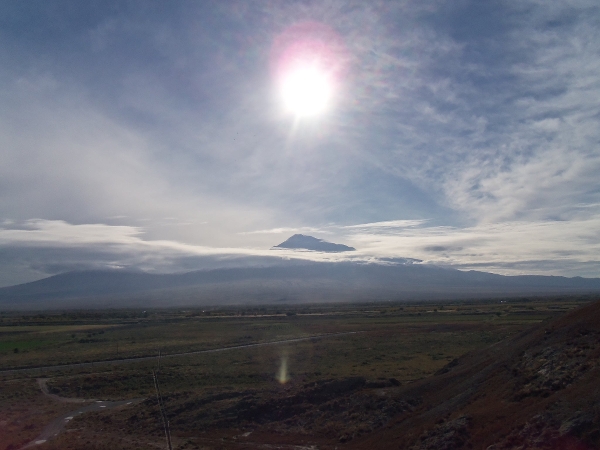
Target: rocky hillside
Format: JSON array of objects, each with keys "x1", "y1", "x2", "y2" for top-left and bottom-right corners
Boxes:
[{"x1": 351, "y1": 299, "x2": 600, "y2": 449}]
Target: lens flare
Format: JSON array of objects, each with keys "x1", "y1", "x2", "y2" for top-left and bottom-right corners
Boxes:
[{"x1": 276, "y1": 355, "x2": 289, "y2": 384}]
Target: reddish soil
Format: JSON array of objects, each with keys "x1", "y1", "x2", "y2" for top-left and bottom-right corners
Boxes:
[{"x1": 351, "y1": 299, "x2": 600, "y2": 449}]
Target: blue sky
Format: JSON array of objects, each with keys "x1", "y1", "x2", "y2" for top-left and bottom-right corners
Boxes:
[{"x1": 1, "y1": 0, "x2": 600, "y2": 286}]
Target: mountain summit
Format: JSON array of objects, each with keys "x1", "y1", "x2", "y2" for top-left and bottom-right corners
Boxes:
[{"x1": 272, "y1": 234, "x2": 355, "y2": 252}]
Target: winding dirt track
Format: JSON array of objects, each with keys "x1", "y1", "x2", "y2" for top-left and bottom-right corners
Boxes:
[
  {"x1": 14, "y1": 332, "x2": 360, "y2": 448},
  {"x1": 37, "y1": 378, "x2": 89, "y2": 403},
  {"x1": 2, "y1": 331, "x2": 360, "y2": 374},
  {"x1": 20, "y1": 397, "x2": 143, "y2": 449}
]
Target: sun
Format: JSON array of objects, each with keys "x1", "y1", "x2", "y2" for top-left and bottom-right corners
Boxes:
[
  {"x1": 271, "y1": 22, "x2": 348, "y2": 119},
  {"x1": 280, "y1": 64, "x2": 332, "y2": 117}
]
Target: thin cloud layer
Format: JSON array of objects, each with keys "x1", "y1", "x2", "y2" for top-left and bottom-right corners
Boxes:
[
  {"x1": 343, "y1": 217, "x2": 600, "y2": 277},
  {"x1": 1, "y1": 1, "x2": 599, "y2": 285},
  {"x1": 1, "y1": 217, "x2": 598, "y2": 287},
  {"x1": 0, "y1": 220, "x2": 370, "y2": 286}
]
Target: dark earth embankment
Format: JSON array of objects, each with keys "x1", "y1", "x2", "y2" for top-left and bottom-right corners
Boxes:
[{"x1": 350, "y1": 299, "x2": 600, "y2": 449}]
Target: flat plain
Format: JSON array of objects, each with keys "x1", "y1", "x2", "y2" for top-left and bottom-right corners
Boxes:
[{"x1": 0, "y1": 296, "x2": 593, "y2": 450}]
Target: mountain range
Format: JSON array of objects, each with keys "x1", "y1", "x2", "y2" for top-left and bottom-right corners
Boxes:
[{"x1": 1, "y1": 259, "x2": 600, "y2": 310}]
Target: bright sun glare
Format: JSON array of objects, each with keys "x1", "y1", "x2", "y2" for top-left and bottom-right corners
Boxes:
[
  {"x1": 272, "y1": 22, "x2": 347, "y2": 120},
  {"x1": 280, "y1": 64, "x2": 332, "y2": 117}
]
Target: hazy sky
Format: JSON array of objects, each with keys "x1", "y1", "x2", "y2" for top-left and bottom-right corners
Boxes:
[{"x1": 1, "y1": 0, "x2": 600, "y2": 286}]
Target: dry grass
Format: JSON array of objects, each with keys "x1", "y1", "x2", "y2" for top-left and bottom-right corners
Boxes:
[{"x1": 0, "y1": 296, "x2": 592, "y2": 449}]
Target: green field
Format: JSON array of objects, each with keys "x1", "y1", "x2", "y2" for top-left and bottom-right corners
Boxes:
[{"x1": 0, "y1": 298, "x2": 582, "y2": 371}]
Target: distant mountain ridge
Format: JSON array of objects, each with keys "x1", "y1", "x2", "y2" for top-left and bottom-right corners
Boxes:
[
  {"x1": 273, "y1": 234, "x2": 355, "y2": 252},
  {"x1": 1, "y1": 261, "x2": 600, "y2": 309}
]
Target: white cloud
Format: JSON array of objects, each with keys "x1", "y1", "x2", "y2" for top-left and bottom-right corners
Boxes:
[
  {"x1": 0, "y1": 220, "x2": 379, "y2": 285},
  {"x1": 342, "y1": 220, "x2": 427, "y2": 230},
  {"x1": 343, "y1": 216, "x2": 600, "y2": 277},
  {"x1": 2, "y1": 216, "x2": 599, "y2": 285},
  {"x1": 0, "y1": 219, "x2": 143, "y2": 246},
  {"x1": 239, "y1": 227, "x2": 324, "y2": 235}
]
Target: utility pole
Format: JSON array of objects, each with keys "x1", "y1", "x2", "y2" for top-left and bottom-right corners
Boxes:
[{"x1": 152, "y1": 369, "x2": 172, "y2": 450}]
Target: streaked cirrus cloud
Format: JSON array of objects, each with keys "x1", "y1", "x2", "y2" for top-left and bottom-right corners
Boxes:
[{"x1": 1, "y1": 1, "x2": 599, "y2": 285}]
